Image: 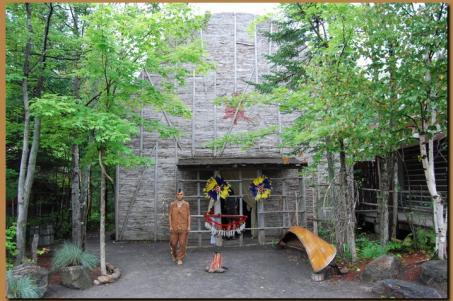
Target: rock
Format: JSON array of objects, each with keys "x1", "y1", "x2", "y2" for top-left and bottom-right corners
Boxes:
[
  {"x1": 12, "y1": 263, "x2": 49, "y2": 298},
  {"x1": 95, "y1": 264, "x2": 121, "y2": 285},
  {"x1": 372, "y1": 279, "x2": 443, "y2": 298},
  {"x1": 60, "y1": 266, "x2": 93, "y2": 289},
  {"x1": 361, "y1": 255, "x2": 401, "y2": 282},
  {"x1": 97, "y1": 275, "x2": 112, "y2": 283},
  {"x1": 420, "y1": 260, "x2": 447, "y2": 293}
]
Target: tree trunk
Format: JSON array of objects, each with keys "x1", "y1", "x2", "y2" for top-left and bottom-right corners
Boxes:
[
  {"x1": 16, "y1": 3, "x2": 33, "y2": 264},
  {"x1": 99, "y1": 149, "x2": 107, "y2": 275},
  {"x1": 71, "y1": 144, "x2": 82, "y2": 247},
  {"x1": 80, "y1": 164, "x2": 91, "y2": 250},
  {"x1": 377, "y1": 156, "x2": 390, "y2": 246},
  {"x1": 337, "y1": 139, "x2": 357, "y2": 262},
  {"x1": 326, "y1": 150, "x2": 336, "y2": 207},
  {"x1": 16, "y1": 3, "x2": 54, "y2": 264},
  {"x1": 419, "y1": 132, "x2": 447, "y2": 259},
  {"x1": 346, "y1": 164, "x2": 357, "y2": 262},
  {"x1": 391, "y1": 156, "x2": 399, "y2": 240}
]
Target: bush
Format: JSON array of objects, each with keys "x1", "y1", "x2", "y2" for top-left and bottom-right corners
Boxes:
[
  {"x1": 6, "y1": 223, "x2": 17, "y2": 269},
  {"x1": 356, "y1": 234, "x2": 389, "y2": 260},
  {"x1": 359, "y1": 240, "x2": 386, "y2": 259},
  {"x1": 415, "y1": 228, "x2": 436, "y2": 253},
  {"x1": 52, "y1": 242, "x2": 98, "y2": 271},
  {"x1": 400, "y1": 228, "x2": 436, "y2": 255},
  {"x1": 7, "y1": 270, "x2": 40, "y2": 299}
]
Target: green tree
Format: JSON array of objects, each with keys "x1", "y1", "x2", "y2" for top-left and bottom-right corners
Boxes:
[
  {"x1": 359, "y1": 3, "x2": 447, "y2": 258},
  {"x1": 72, "y1": 3, "x2": 210, "y2": 275}
]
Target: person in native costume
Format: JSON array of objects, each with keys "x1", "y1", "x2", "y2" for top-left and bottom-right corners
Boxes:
[
  {"x1": 168, "y1": 189, "x2": 191, "y2": 265},
  {"x1": 203, "y1": 176, "x2": 246, "y2": 273}
]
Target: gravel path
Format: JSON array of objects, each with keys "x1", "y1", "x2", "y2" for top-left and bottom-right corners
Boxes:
[{"x1": 45, "y1": 239, "x2": 375, "y2": 298}]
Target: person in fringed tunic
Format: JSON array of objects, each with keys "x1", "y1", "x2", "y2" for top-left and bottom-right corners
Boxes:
[{"x1": 168, "y1": 189, "x2": 191, "y2": 265}]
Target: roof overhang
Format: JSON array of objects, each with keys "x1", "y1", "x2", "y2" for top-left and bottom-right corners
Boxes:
[{"x1": 177, "y1": 157, "x2": 308, "y2": 169}]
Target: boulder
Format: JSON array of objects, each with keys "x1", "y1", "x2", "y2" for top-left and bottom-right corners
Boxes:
[
  {"x1": 420, "y1": 260, "x2": 447, "y2": 293},
  {"x1": 372, "y1": 279, "x2": 443, "y2": 298},
  {"x1": 361, "y1": 255, "x2": 401, "y2": 282},
  {"x1": 60, "y1": 266, "x2": 93, "y2": 289},
  {"x1": 94, "y1": 263, "x2": 121, "y2": 285},
  {"x1": 12, "y1": 263, "x2": 49, "y2": 298}
]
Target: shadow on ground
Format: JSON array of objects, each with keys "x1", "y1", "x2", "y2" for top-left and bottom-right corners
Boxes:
[{"x1": 45, "y1": 239, "x2": 374, "y2": 298}]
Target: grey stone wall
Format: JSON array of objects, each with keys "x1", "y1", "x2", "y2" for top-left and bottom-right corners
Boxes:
[{"x1": 116, "y1": 13, "x2": 309, "y2": 241}]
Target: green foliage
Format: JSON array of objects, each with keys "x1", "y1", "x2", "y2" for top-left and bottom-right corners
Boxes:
[
  {"x1": 415, "y1": 228, "x2": 436, "y2": 252},
  {"x1": 6, "y1": 168, "x2": 18, "y2": 201},
  {"x1": 360, "y1": 241, "x2": 386, "y2": 259},
  {"x1": 355, "y1": 234, "x2": 405, "y2": 259},
  {"x1": 401, "y1": 228, "x2": 436, "y2": 255},
  {"x1": 206, "y1": 126, "x2": 279, "y2": 151},
  {"x1": 317, "y1": 224, "x2": 335, "y2": 244},
  {"x1": 6, "y1": 223, "x2": 17, "y2": 269},
  {"x1": 52, "y1": 242, "x2": 98, "y2": 271},
  {"x1": 7, "y1": 270, "x2": 40, "y2": 299}
]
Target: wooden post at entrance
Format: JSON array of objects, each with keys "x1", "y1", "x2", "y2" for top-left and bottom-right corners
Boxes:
[
  {"x1": 257, "y1": 169, "x2": 265, "y2": 245},
  {"x1": 197, "y1": 170, "x2": 202, "y2": 246},
  {"x1": 299, "y1": 169, "x2": 305, "y2": 226},
  {"x1": 239, "y1": 169, "x2": 244, "y2": 246}
]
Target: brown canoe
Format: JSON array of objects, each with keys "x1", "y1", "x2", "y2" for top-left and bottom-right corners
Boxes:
[{"x1": 278, "y1": 226, "x2": 336, "y2": 273}]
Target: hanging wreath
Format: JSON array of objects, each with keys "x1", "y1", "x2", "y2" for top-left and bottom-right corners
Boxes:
[
  {"x1": 203, "y1": 176, "x2": 232, "y2": 200},
  {"x1": 249, "y1": 175, "x2": 272, "y2": 201}
]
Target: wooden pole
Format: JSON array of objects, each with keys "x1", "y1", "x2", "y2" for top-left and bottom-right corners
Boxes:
[
  {"x1": 299, "y1": 168, "x2": 305, "y2": 226},
  {"x1": 213, "y1": 72, "x2": 217, "y2": 157},
  {"x1": 115, "y1": 165, "x2": 119, "y2": 241},
  {"x1": 234, "y1": 12, "x2": 237, "y2": 93},
  {"x1": 313, "y1": 174, "x2": 319, "y2": 235},
  {"x1": 139, "y1": 105, "x2": 144, "y2": 157},
  {"x1": 257, "y1": 169, "x2": 265, "y2": 245},
  {"x1": 254, "y1": 17, "x2": 258, "y2": 84},
  {"x1": 154, "y1": 141, "x2": 159, "y2": 242},
  {"x1": 191, "y1": 70, "x2": 196, "y2": 157},
  {"x1": 239, "y1": 169, "x2": 243, "y2": 246},
  {"x1": 295, "y1": 192, "x2": 299, "y2": 226},
  {"x1": 197, "y1": 170, "x2": 201, "y2": 247}
]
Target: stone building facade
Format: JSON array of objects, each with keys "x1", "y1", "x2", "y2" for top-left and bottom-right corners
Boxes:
[{"x1": 115, "y1": 13, "x2": 315, "y2": 244}]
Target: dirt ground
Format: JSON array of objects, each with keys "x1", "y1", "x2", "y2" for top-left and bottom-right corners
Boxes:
[{"x1": 43, "y1": 238, "x2": 376, "y2": 298}]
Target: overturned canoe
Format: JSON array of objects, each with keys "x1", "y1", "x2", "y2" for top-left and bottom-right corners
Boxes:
[{"x1": 278, "y1": 226, "x2": 336, "y2": 273}]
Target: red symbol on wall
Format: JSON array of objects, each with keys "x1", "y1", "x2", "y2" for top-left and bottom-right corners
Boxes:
[{"x1": 223, "y1": 106, "x2": 253, "y2": 125}]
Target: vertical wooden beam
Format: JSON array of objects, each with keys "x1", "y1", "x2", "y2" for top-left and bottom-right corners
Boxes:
[
  {"x1": 234, "y1": 12, "x2": 237, "y2": 93},
  {"x1": 213, "y1": 72, "x2": 217, "y2": 157},
  {"x1": 254, "y1": 17, "x2": 259, "y2": 84},
  {"x1": 295, "y1": 191, "x2": 299, "y2": 226},
  {"x1": 175, "y1": 140, "x2": 178, "y2": 194},
  {"x1": 257, "y1": 169, "x2": 265, "y2": 245},
  {"x1": 299, "y1": 168, "x2": 305, "y2": 226},
  {"x1": 197, "y1": 170, "x2": 201, "y2": 247},
  {"x1": 313, "y1": 173, "x2": 319, "y2": 235},
  {"x1": 268, "y1": 21, "x2": 273, "y2": 74},
  {"x1": 282, "y1": 178, "x2": 289, "y2": 227},
  {"x1": 154, "y1": 141, "x2": 159, "y2": 242},
  {"x1": 115, "y1": 165, "x2": 120, "y2": 241},
  {"x1": 239, "y1": 169, "x2": 243, "y2": 246},
  {"x1": 191, "y1": 71, "x2": 196, "y2": 157},
  {"x1": 139, "y1": 107, "x2": 144, "y2": 156}
]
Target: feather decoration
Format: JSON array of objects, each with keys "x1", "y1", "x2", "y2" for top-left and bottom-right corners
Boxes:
[
  {"x1": 250, "y1": 175, "x2": 272, "y2": 201},
  {"x1": 203, "y1": 176, "x2": 231, "y2": 200}
]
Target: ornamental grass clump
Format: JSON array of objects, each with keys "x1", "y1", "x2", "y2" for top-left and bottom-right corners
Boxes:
[
  {"x1": 52, "y1": 242, "x2": 98, "y2": 271},
  {"x1": 7, "y1": 270, "x2": 40, "y2": 299}
]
